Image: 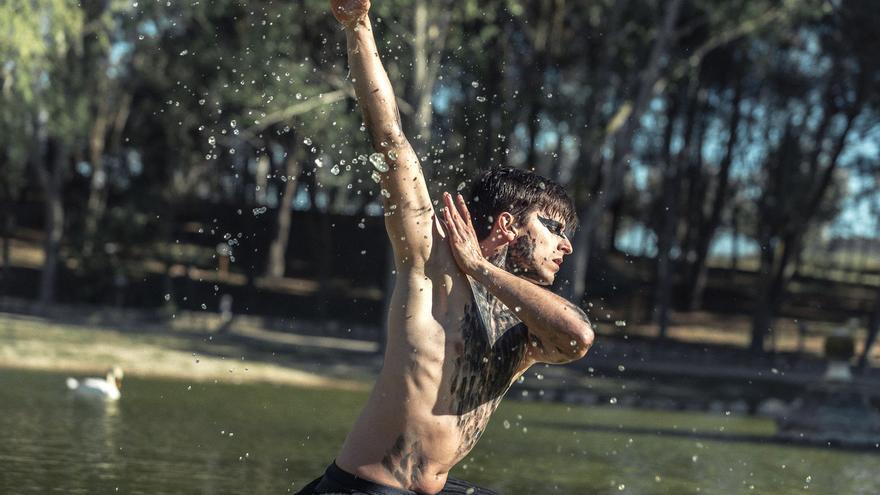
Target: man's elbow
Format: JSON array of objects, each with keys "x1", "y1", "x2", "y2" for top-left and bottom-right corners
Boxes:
[{"x1": 567, "y1": 322, "x2": 595, "y2": 360}]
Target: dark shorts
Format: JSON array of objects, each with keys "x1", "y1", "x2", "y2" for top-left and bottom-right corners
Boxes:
[{"x1": 295, "y1": 462, "x2": 498, "y2": 495}]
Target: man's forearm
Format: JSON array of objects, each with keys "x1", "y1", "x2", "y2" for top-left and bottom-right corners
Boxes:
[
  {"x1": 471, "y1": 260, "x2": 594, "y2": 358},
  {"x1": 344, "y1": 17, "x2": 404, "y2": 150}
]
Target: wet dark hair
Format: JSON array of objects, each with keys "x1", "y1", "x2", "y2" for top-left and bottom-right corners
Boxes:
[{"x1": 467, "y1": 167, "x2": 578, "y2": 240}]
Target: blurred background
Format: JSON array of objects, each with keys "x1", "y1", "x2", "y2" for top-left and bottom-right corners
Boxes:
[{"x1": 1, "y1": 0, "x2": 879, "y2": 493}]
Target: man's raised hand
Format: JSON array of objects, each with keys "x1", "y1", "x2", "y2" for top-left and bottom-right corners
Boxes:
[
  {"x1": 330, "y1": 0, "x2": 371, "y2": 29},
  {"x1": 442, "y1": 192, "x2": 487, "y2": 277}
]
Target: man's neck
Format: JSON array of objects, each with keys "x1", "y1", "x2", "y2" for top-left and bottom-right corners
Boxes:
[{"x1": 486, "y1": 245, "x2": 508, "y2": 268}]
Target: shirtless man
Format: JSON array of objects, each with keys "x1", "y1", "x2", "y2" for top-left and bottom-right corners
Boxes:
[{"x1": 296, "y1": 2, "x2": 594, "y2": 494}]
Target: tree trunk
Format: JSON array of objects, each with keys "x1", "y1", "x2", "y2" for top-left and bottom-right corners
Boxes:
[
  {"x1": 606, "y1": 198, "x2": 623, "y2": 253},
  {"x1": 685, "y1": 75, "x2": 743, "y2": 310},
  {"x1": 562, "y1": 203, "x2": 596, "y2": 305},
  {"x1": 750, "y1": 237, "x2": 776, "y2": 353},
  {"x1": 265, "y1": 142, "x2": 302, "y2": 278},
  {"x1": 81, "y1": 94, "x2": 112, "y2": 257},
  {"x1": 730, "y1": 204, "x2": 739, "y2": 271},
  {"x1": 0, "y1": 209, "x2": 12, "y2": 288},
  {"x1": 408, "y1": 0, "x2": 452, "y2": 153},
  {"x1": 37, "y1": 138, "x2": 66, "y2": 306},
  {"x1": 857, "y1": 284, "x2": 880, "y2": 373},
  {"x1": 655, "y1": 77, "x2": 699, "y2": 337},
  {"x1": 411, "y1": 0, "x2": 432, "y2": 146}
]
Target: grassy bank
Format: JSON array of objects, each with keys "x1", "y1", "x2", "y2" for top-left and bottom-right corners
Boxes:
[{"x1": 0, "y1": 311, "x2": 369, "y2": 390}]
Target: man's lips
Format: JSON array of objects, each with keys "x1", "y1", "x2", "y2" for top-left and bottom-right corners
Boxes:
[{"x1": 551, "y1": 258, "x2": 563, "y2": 269}]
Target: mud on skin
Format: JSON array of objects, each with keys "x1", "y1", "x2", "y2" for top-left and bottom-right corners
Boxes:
[
  {"x1": 381, "y1": 434, "x2": 427, "y2": 487},
  {"x1": 448, "y1": 281, "x2": 528, "y2": 457},
  {"x1": 504, "y1": 235, "x2": 539, "y2": 279}
]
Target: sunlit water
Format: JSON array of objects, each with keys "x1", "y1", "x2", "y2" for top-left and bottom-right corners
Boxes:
[{"x1": 1, "y1": 368, "x2": 877, "y2": 494}]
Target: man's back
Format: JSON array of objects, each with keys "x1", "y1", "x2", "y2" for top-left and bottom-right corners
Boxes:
[{"x1": 337, "y1": 217, "x2": 531, "y2": 493}]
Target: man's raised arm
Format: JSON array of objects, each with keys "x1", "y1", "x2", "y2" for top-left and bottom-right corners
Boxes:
[{"x1": 331, "y1": 1, "x2": 433, "y2": 267}]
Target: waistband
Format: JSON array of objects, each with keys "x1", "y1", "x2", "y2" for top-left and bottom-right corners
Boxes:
[{"x1": 322, "y1": 462, "x2": 418, "y2": 495}]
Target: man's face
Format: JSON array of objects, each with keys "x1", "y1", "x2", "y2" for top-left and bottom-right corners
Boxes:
[{"x1": 504, "y1": 210, "x2": 573, "y2": 285}]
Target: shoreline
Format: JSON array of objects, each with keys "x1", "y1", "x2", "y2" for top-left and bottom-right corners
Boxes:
[{"x1": 0, "y1": 312, "x2": 370, "y2": 391}]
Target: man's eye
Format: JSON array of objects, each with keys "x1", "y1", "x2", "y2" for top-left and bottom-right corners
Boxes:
[{"x1": 539, "y1": 217, "x2": 566, "y2": 237}]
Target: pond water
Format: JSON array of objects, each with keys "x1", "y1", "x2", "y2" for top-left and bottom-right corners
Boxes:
[{"x1": 1, "y1": 368, "x2": 877, "y2": 494}]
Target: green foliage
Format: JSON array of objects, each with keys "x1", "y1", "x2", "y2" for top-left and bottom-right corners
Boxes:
[{"x1": 1, "y1": 0, "x2": 878, "y2": 326}]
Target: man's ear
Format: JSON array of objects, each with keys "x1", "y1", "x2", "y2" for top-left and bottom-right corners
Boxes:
[{"x1": 494, "y1": 212, "x2": 518, "y2": 243}]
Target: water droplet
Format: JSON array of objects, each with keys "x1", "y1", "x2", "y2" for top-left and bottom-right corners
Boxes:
[
  {"x1": 503, "y1": 420, "x2": 510, "y2": 429},
  {"x1": 380, "y1": 189, "x2": 391, "y2": 198},
  {"x1": 164, "y1": 294, "x2": 171, "y2": 301},
  {"x1": 371, "y1": 171, "x2": 381, "y2": 183},
  {"x1": 179, "y1": 49, "x2": 188, "y2": 56},
  {"x1": 330, "y1": 164, "x2": 341, "y2": 175},
  {"x1": 471, "y1": 81, "x2": 479, "y2": 88},
  {"x1": 314, "y1": 158, "x2": 324, "y2": 168},
  {"x1": 369, "y1": 153, "x2": 389, "y2": 172},
  {"x1": 456, "y1": 181, "x2": 466, "y2": 191},
  {"x1": 609, "y1": 397, "x2": 618, "y2": 405},
  {"x1": 387, "y1": 150, "x2": 398, "y2": 161},
  {"x1": 207, "y1": 136, "x2": 216, "y2": 146},
  {"x1": 476, "y1": 95, "x2": 487, "y2": 102},
  {"x1": 252, "y1": 206, "x2": 267, "y2": 216},
  {"x1": 303, "y1": 137, "x2": 312, "y2": 146}
]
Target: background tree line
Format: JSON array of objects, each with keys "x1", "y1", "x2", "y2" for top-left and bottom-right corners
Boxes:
[{"x1": 1, "y1": 0, "x2": 878, "y2": 358}]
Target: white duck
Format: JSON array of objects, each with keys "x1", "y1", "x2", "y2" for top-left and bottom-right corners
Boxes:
[{"x1": 66, "y1": 366, "x2": 124, "y2": 400}]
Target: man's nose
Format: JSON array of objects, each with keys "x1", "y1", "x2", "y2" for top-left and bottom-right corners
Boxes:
[{"x1": 559, "y1": 236, "x2": 573, "y2": 255}]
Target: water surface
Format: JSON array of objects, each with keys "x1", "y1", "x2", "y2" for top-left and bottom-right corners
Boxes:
[{"x1": 1, "y1": 368, "x2": 876, "y2": 494}]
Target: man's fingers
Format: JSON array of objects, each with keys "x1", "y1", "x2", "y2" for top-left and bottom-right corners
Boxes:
[
  {"x1": 444, "y1": 192, "x2": 461, "y2": 226},
  {"x1": 455, "y1": 193, "x2": 468, "y2": 220},
  {"x1": 443, "y1": 203, "x2": 460, "y2": 240},
  {"x1": 456, "y1": 193, "x2": 475, "y2": 230}
]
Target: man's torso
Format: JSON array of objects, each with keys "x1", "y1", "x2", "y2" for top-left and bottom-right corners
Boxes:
[{"x1": 336, "y1": 219, "x2": 533, "y2": 494}]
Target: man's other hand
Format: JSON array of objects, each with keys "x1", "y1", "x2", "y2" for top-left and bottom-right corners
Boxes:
[
  {"x1": 442, "y1": 192, "x2": 487, "y2": 277},
  {"x1": 330, "y1": 0, "x2": 371, "y2": 28}
]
